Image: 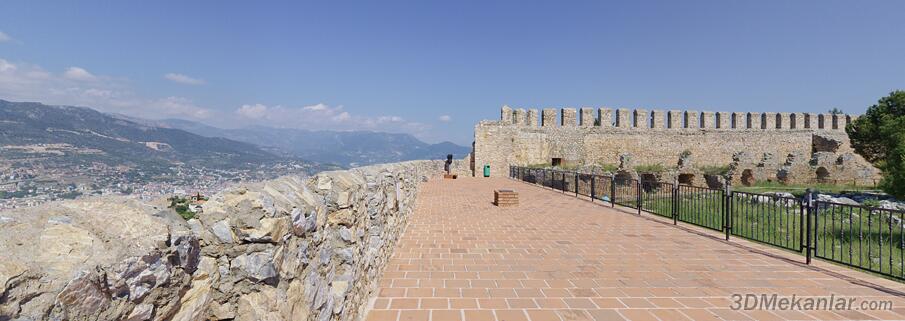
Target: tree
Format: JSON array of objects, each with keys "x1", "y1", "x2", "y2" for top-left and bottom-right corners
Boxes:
[{"x1": 848, "y1": 90, "x2": 905, "y2": 198}]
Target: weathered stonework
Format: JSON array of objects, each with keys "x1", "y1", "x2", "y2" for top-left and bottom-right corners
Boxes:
[
  {"x1": 513, "y1": 108, "x2": 527, "y2": 126},
  {"x1": 474, "y1": 106, "x2": 880, "y2": 186},
  {"x1": 778, "y1": 113, "x2": 791, "y2": 129},
  {"x1": 763, "y1": 112, "x2": 776, "y2": 130},
  {"x1": 716, "y1": 112, "x2": 730, "y2": 129},
  {"x1": 805, "y1": 113, "x2": 817, "y2": 129},
  {"x1": 685, "y1": 111, "x2": 699, "y2": 128},
  {"x1": 500, "y1": 106, "x2": 513, "y2": 125},
  {"x1": 747, "y1": 112, "x2": 761, "y2": 129},
  {"x1": 701, "y1": 111, "x2": 715, "y2": 129},
  {"x1": 541, "y1": 108, "x2": 556, "y2": 127},
  {"x1": 634, "y1": 109, "x2": 649, "y2": 129},
  {"x1": 598, "y1": 108, "x2": 613, "y2": 128},
  {"x1": 651, "y1": 110, "x2": 666, "y2": 129},
  {"x1": 0, "y1": 160, "x2": 462, "y2": 321},
  {"x1": 731, "y1": 112, "x2": 745, "y2": 129},
  {"x1": 561, "y1": 108, "x2": 577, "y2": 127},
  {"x1": 615, "y1": 108, "x2": 630, "y2": 128},
  {"x1": 668, "y1": 110, "x2": 682, "y2": 129},
  {"x1": 527, "y1": 109, "x2": 539, "y2": 127},
  {"x1": 579, "y1": 107, "x2": 594, "y2": 127}
]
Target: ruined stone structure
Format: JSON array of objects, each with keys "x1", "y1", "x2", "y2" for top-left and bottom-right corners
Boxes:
[
  {"x1": 0, "y1": 160, "x2": 468, "y2": 321},
  {"x1": 475, "y1": 106, "x2": 881, "y2": 186}
]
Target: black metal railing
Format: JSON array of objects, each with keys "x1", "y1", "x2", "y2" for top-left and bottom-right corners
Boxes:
[
  {"x1": 812, "y1": 201, "x2": 905, "y2": 279},
  {"x1": 509, "y1": 165, "x2": 905, "y2": 281},
  {"x1": 676, "y1": 185, "x2": 725, "y2": 231},
  {"x1": 641, "y1": 181, "x2": 674, "y2": 219},
  {"x1": 730, "y1": 191, "x2": 804, "y2": 251}
]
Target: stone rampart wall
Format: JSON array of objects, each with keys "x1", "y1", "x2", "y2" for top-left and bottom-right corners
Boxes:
[
  {"x1": 0, "y1": 160, "x2": 460, "y2": 321},
  {"x1": 477, "y1": 106, "x2": 875, "y2": 184}
]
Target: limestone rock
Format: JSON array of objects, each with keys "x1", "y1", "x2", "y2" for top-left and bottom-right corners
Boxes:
[
  {"x1": 231, "y1": 250, "x2": 277, "y2": 283},
  {"x1": 240, "y1": 216, "x2": 290, "y2": 243},
  {"x1": 237, "y1": 288, "x2": 284, "y2": 321},
  {"x1": 211, "y1": 219, "x2": 236, "y2": 243},
  {"x1": 125, "y1": 303, "x2": 154, "y2": 321},
  {"x1": 56, "y1": 270, "x2": 111, "y2": 317},
  {"x1": 169, "y1": 256, "x2": 219, "y2": 321}
]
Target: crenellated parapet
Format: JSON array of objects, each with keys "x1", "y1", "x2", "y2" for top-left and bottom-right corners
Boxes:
[{"x1": 495, "y1": 105, "x2": 855, "y2": 131}]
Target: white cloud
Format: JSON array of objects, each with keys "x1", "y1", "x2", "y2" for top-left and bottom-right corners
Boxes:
[
  {"x1": 0, "y1": 59, "x2": 16, "y2": 72},
  {"x1": 0, "y1": 31, "x2": 10, "y2": 43},
  {"x1": 0, "y1": 55, "x2": 437, "y2": 139},
  {"x1": 0, "y1": 57, "x2": 213, "y2": 120},
  {"x1": 150, "y1": 96, "x2": 211, "y2": 119},
  {"x1": 236, "y1": 103, "x2": 268, "y2": 119},
  {"x1": 332, "y1": 111, "x2": 351, "y2": 122},
  {"x1": 63, "y1": 67, "x2": 96, "y2": 81},
  {"x1": 439, "y1": 115, "x2": 452, "y2": 122},
  {"x1": 233, "y1": 103, "x2": 431, "y2": 135},
  {"x1": 303, "y1": 103, "x2": 329, "y2": 111},
  {"x1": 164, "y1": 73, "x2": 205, "y2": 85}
]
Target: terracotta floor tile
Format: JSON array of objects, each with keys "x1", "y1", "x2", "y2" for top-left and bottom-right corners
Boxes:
[
  {"x1": 525, "y1": 309, "x2": 562, "y2": 321},
  {"x1": 478, "y1": 299, "x2": 508, "y2": 309},
  {"x1": 399, "y1": 310, "x2": 430, "y2": 321},
  {"x1": 432, "y1": 310, "x2": 463, "y2": 321},
  {"x1": 366, "y1": 310, "x2": 399, "y2": 321},
  {"x1": 556, "y1": 309, "x2": 595, "y2": 321},
  {"x1": 391, "y1": 298, "x2": 419, "y2": 309},
  {"x1": 463, "y1": 310, "x2": 495, "y2": 321},
  {"x1": 421, "y1": 298, "x2": 449, "y2": 309},
  {"x1": 535, "y1": 298, "x2": 569, "y2": 309},
  {"x1": 616, "y1": 309, "x2": 658, "y2": 321},
  {"x1": 494, "y1": 309, "x2": 529, "y2": 321},
  {"x1": 451, "y1": 299, "x2": 479, "y2": 309},
  {"x1": 586, "y1": 309, "x2": 626, "y2": 321},
  {"x1": 363, "y1": 178, "x2": 905, "y2": 321},
  {"x1": 563, "y1": 298, "x2": 596, "y2": 309}
]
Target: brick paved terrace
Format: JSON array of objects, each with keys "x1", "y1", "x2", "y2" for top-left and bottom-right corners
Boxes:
[{"x1": 365, "y1": 177, "x2": 905, "y2": 321}]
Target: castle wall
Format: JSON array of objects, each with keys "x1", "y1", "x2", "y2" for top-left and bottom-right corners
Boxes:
[{"x1": 475, "y1": 106, "x2": 864, "y2": 179}]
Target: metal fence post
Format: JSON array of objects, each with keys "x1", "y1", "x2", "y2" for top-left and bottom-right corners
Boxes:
[
  {"x1": 636, "y1": 180, "x2": 642, "y2": 215},
  {"x1": 590, "y1": 175, "x2": 595, "y2": 203},
  {"x1": 610, "y1": 177, "x2": 616, "y2": 208},
  {"x1": 805, "y1": 188, "x2": 814, "y2": 265},
  {"x1": 672, "y1": 180, "x2": 678, "y2": 225},
  {"x1": 575, "y1": 173, "x2": 579, "y2": 197},
  {"x1": 724, "y1": 182, "x2": 732, "y2": 241},
  {"x1": 561, "y1": 171, "x2": 566, "y2": 193}
]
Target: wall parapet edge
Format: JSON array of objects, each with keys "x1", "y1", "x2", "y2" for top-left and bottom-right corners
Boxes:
[{"x1": 494, "y1": 105, "x2": 854, "y2": 131}]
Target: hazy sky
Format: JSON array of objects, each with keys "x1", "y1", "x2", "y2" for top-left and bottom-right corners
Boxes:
[{"x1": 1, "y1": 1, "x2": 904, "y2": 145}]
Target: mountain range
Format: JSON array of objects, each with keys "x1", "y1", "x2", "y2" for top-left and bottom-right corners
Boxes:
[
  {"x1": 0, "y1": 100, "x2": 285, "y2": 171},
  {"x1": 151, "y1": 119, "x2": 471, "y2": 167},
  {"x1": 0, "y1": 100, "x2": 471, "y2": 169}
]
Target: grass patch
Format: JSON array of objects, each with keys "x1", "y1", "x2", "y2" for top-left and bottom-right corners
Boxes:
[
  {"x1": 733, "y1": 181, "x2": 878, "y2": 196},
  {"x1": 634, "y1": 164, "x2": 666, "y2": 173},
  {"x1": 598, "y1": 163, "x2": 618, "y2": 172},
  {"x1": 699, "y1": 165, "x2": 730, "y2": 176}
]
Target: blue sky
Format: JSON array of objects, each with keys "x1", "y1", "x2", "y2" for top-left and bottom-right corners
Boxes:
[{"x1": 1, "y1": 1, "x2": 904, "y2": 145}]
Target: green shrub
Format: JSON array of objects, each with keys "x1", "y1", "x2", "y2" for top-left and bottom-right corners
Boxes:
[{"x1": 849, "y1": 90, "x2": 905, "y2": 198}]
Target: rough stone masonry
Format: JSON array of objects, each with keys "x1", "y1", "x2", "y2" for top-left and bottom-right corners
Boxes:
[
  {"x1": 0, "y1": 160, "x2": 468, "y2": 321},
  {"x1": 474, "y1": 106, "x2": 881, "y2": 186}
]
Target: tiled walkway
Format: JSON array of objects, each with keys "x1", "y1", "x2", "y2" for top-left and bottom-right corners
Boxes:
[{"x1": 366, "y1": 177, "x2": 905, "y2": 321}]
